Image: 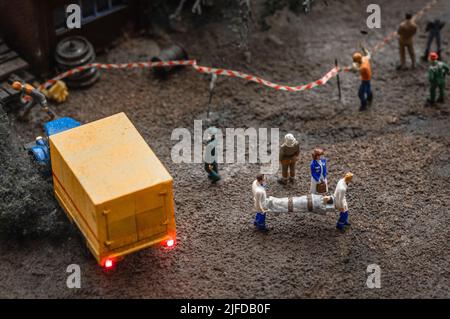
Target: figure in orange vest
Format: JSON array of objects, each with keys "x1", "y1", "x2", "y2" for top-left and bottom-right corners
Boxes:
[
  {"x1": 11, "y1": 81, "x2": 55, "y2": 120},
  {"x1": 351, "y1": 48, "x2": 373, "y2": 111}
]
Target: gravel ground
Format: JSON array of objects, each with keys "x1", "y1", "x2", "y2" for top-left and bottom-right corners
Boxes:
[{"x1": 0, "y1": 0, "x2": 449, "y2": 298}]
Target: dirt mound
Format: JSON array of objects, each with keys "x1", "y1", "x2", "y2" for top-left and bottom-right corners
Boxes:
[{"x1": 0, "y1": 106, "x2": 72, "y2": 239}]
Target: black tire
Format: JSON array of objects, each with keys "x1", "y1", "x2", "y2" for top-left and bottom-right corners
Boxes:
[{"x1": 28, "y1": 150, "x2": 52, "y2": 178}]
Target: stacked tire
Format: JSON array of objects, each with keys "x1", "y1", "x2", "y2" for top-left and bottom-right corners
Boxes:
[{"x1": 55, "y1": 36, "x2": 100, "y2": 88}]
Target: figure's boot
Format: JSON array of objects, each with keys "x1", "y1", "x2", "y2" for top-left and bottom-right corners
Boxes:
[
  {"x1": 426, "y1": 88, "x2": 436, "y2": 107},
  {"x1": 336, "y1": 212, "x2": 346, "y2": 231},
  {"x1": 437, "y1": 87, "x2": 445, "y2": 104},
  {"x1": 209, "y1": 170, "x2": 221, "y2": 183},
  {"x1": 256, "y1": 213, "x2": 270, "y2": 232},
  {"x1": 253, "y1": 213, "x2": 261, "y2": 227},
  {"x1": 278, "y1": 178, "x2": 288, "y2": 185},
  {"x1": 359, "y1": 99, "x2": 368, "y2": 111},
  {"x1": 421, "y1": 49, "x2": 429, "y2": 62},
  {"x1": 367, "y1": 93, "x2": 373, "y2": 106},
  {"x1": 343, "y1": 211, "x2": 351, "y2": 226},
  {"x1": 425, "y1": 99, "x2": 435, "y2": 107}
]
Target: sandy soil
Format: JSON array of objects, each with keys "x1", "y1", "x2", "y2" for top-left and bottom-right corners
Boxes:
[{"x1": 0, "y1": 0, "x2": 449, "y2": 298}]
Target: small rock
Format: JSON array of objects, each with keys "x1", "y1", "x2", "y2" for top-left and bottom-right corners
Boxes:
[
  {"x1": 266, "y1": 34, "x2": 284, "y2": 46},
  {"x1": 387, "y1": 116, "x2": 399, "y2": 124}
]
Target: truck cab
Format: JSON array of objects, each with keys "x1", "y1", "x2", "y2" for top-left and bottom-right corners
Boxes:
[{"x1": 29, "y1": 117, "x2": 81, "y2": 166}]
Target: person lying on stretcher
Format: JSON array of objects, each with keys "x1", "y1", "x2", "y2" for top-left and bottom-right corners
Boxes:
[{"x1": 262, "y1": 172, "x2": 354, "y2": 232}]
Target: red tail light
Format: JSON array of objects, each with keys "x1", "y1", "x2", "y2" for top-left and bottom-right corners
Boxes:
[
  {"x1": 104, "y1": 258, "x2": 114, "y2": 269},
  {"x1": 166, "y1": 239, "x2": 174, "y2": 247}
]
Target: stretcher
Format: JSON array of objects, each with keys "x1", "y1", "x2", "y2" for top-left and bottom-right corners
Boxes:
[{"x1": 266, "y1": 194, "x2": 336, "y2": 214}]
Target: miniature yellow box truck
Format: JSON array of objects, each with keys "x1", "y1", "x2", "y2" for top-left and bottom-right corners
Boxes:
[{"x1": 48, "y1": 112, "x2": 176, "y2": 267}]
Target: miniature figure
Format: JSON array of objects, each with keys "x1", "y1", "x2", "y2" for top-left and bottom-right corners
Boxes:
[
  {"x1": 11, "y1": 81, "x2": 55, "y2": 120},
  {"x1": 426, "y1": 52, "x2": 449, "y2": 106},
  {"x1": 310, "y1": 148, "x2": 328, "y2": 194},
  {"x1": 278, "y1": 133, "x2": 300, "y2": 185},
  {"x1": 204, "y1": 126, "x2": 221, "y2": 183},
  {"x1": 302, "y1": 0, "x2": 314, "y2": 14},
  {"x1": 422, "y1": 19, "x2": 446, "y2": 62},
  {"x1": 335, "y1": 172, "x2": 353, "y2": 231},
  {"x1": 397, "y1": 13, "x2": 417, "y2": 70},
  {"x1": 253, "y1": 174, "x2": 269, "y2": 232},
  {"x1": 351, "y1": 48, "x2": 373, "y2": 111}
]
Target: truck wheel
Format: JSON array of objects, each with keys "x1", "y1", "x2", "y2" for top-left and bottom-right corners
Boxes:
[{"x1": 28, "y1": 151, "x2": 52, "y2": 178}]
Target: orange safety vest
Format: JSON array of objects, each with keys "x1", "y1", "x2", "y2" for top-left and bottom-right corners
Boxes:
[{"x1": 360, "y1": 57, "x2": 372, "y2": 81}]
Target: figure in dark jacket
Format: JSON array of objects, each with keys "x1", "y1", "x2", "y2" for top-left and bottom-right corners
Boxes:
[
  {"x1": 204, "y1": 127, "x2": 221, "y2": 183},
  {"x1": 422, "y1": 19, "x2": 445, "y2": 62}
]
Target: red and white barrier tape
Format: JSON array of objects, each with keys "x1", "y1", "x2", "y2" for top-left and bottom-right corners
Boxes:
[
  {"x1": 40, "y1": 60, "x2": 341, "y2": 92},
  {"x1": 192, "y1": 63, "x2": 340, "y2": 91},
  {"x1": 39, "y1": 0, "x2": 438, "y2": 93},
  {"x1": 39, "y1": 60, "x2": 196, "y2": 90}
]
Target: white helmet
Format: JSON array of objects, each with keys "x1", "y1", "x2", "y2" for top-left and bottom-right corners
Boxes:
[{"x1": 284, "y1": 133, "x2": 297, "y2": 147}]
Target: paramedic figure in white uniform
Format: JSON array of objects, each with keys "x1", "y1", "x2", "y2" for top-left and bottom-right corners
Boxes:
[
  {"x1": 335, "y1": 172, "x2": 354, "y2": 231},
  {"x1": 253, "y1": 174, "x2": 269, "y2": 231}
]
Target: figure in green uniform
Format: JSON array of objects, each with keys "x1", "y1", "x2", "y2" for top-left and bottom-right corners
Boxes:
[{"x1": 427, "y1": 52, "x2": 449, "y2": 106}]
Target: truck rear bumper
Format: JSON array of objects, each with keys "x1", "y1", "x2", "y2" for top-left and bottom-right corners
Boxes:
[
  {"x1": 53, "y1": 173, "x2": 175, "y2": 266},
  {"x1": 102, "y1": 233, "x2": 174, "y2": 264}
]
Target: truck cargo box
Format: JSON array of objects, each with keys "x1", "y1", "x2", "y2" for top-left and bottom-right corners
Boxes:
[{"x1": 49, "y1": 112, "x2": 176, "y2": 266}]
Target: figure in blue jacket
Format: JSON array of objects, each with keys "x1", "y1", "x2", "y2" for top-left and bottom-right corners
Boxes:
[{"x1": 310, "y1": 148, "x2": 328, "y2": 194}]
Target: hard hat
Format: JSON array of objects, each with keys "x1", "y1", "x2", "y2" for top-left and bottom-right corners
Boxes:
[
  {"x1": 284, "y1": 133, "x2": 297, "y2": 147},
  {"x1": 12, "y1": 81, "x2": 22, "y2": 91},
  {"x1": 429, "y1": 52, "x2": 439, "y2": 61},
  {"x1": 344, "y1": 172, "x2": 354, "y2": 181},
  {"x1": 352, "y1": 52, "x2": 362, "y2": 63}
]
